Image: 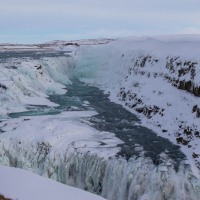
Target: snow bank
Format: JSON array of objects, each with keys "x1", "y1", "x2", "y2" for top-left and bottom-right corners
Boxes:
[{"x1": 0, "y1": 165, "x2": 106, "y2": 200}]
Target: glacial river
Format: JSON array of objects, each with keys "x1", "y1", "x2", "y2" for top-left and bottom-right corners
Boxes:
[{"x1": 9, "y1": 78, "x2": 185, "y2": 171}]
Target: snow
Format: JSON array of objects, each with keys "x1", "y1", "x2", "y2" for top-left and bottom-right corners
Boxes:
[
  {"x1": 0, "y1": 111, "x2": 123, "y2": 162},
  {"x1": 0, "y1": 44, "x2": 54, "y2": 52},
  {"x1": 0, "y1": 165, "x2": 106, "y2": 200}
]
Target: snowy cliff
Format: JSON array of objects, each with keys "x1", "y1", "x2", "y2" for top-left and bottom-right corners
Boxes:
[{"x1": 74, "y1": 36, "x2": 200, "y2": 175}]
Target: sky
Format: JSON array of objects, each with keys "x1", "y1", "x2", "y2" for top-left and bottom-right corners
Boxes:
[{"x1": 0, "y1": 0, "x2": 200, "y2": 44}]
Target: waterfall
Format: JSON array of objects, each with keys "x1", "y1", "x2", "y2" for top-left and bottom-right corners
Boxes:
[{"x1": 0, "y1": 138, "x2": 199, "y2": 200}]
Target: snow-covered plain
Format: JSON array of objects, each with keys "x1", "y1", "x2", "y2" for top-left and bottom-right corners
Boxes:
[
  {"x1": 0, "y1": 165, "x2": 106, "y2": 200},
  {"x1": 1, "y1": 36, "x2": 200, "y2": 199}
]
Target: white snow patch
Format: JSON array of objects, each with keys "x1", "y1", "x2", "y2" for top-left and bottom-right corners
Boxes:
[{"x1": 0, "y1": 165, "x2": 106, "y2": 200}]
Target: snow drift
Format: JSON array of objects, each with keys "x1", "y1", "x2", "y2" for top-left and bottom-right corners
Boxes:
[{"x1": 0, "y1": 165, "x2": 106, "y2": 200}]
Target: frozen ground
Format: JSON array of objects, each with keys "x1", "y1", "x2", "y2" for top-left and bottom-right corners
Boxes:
[{"x1": 0, "y1": 165, "x2": 106, "y2": 200}]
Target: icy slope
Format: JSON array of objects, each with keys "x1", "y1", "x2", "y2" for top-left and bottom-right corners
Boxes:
[
  {"x1": 0, "y1": 165, "x2": 106, "y2": 200},
  {"x1": 74, "y1": 36, "x2": 200, "y2": 175}
]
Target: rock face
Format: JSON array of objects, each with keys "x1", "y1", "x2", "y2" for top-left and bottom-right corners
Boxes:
[
  {"x1": 165, "y1": 57, "x2": 200, "y2": 97},
  {"x1": 118, "y1": 87, "x2": 164, "y2": 119},
  {"x1": 0, "y1": 194, "x2": 12, "y2": 200},
  {"x1": 116, "y1": 54, "x2": 200, "y2": 169}
]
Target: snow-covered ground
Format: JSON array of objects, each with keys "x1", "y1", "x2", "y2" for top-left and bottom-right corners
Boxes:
[
  {"x1": 0, "y1": 165, "x2": 106, "y2": 200},
  {"x1": 0, "y1": 38, "x2": 113, "y2": 52}
]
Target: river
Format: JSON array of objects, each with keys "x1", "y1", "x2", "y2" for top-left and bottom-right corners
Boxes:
[{"x1": 9, "y1": 78, "x2": 185, "y2": 171}]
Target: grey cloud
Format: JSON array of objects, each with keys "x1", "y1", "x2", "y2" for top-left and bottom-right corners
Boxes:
[{"x1": 0, "y1": 0, "x2": 200, "y2": 43}]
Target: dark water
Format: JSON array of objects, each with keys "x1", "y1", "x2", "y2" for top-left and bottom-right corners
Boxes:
[{"x1": 9, "y1": 79, "x2": 186, "y2": 170}]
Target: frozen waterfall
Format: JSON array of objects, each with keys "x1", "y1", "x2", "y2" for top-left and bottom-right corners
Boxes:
[{"x1": 0, "y1": 135, "x2": 199, "y2": 200}]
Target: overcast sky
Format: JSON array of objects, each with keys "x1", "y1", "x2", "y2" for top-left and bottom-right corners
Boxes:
[{"x1": 0, "y1": 0, "x2": 200, "y2": 43}]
